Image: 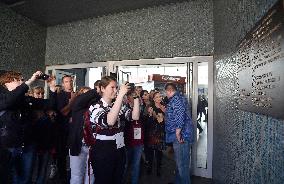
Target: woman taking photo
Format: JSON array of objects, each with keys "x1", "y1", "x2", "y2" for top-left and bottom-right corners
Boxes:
[{"x1": 89, "y1": 76, "x2": 140, "y2": 184}]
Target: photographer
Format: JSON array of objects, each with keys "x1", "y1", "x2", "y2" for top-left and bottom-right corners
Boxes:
[
  {"x1": 0, "y1": 70, "x2": 56, "y2": 184},
  {"x1": 124, "y1": 90, "x2": 143, "y2": 184},
  {"x1": 89, "y1": 77, "x2": 140, "y2": 184}
]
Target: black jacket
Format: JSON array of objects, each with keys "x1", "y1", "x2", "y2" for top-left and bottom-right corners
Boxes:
[
  {"x1": 0, "y1": 83, "x2": 56, "y2": 148},
  {"x1": 0, "y1": 84, "x2": 29, "y2": 148},
  {"x1": 68, "y1": 89, "x2": 100, "y2": 156}
]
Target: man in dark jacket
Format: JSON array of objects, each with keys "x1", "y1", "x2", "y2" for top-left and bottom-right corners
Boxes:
[
  {"x1": 55, "y1": 75, "x2": 76, "y2": 183},
  {"x1": 0, "y1": 70, "x2": 55, "y2": 184}
]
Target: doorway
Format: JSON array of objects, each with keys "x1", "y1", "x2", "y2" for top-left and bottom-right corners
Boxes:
[
  {"x1": 110, "y1": 56, "x2": 213, "y2": 179},
  {"x1": 45, "y1": 56, "x2": 213, "y2": 179}
]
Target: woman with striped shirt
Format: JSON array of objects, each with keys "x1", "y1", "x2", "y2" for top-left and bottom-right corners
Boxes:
[{"x1": 89, "y1": 76, "x2": 140, "y2": 184}]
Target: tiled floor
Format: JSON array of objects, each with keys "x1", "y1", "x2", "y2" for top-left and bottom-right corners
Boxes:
[
  {"x1": 138, "y1": 149, "x2": 212, "y2": 184},
  {"x1": 46, "y1": 152, "x2": 213, "y2": 184},
  {"x1": 197, "y1": 117, "x2": 208, "y2": 169}
]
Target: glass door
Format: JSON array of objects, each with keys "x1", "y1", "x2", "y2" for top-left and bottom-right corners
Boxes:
[{"x1": 192, "y1": 60, "x2": 213, "y2": 178}]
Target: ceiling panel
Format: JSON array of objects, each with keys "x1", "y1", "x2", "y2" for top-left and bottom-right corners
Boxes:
[{"x1": 1, "y1": 0, "x2": 189, "y2": 26}]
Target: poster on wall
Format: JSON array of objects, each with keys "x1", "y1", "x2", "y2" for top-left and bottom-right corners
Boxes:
[{"x1": 237, "y1": 0, "x2": 284, "y2": 119}]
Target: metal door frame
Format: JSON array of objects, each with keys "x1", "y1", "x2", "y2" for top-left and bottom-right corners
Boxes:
[{"x1": 45, "y1": 61, "x2": 108, "y2": 75}]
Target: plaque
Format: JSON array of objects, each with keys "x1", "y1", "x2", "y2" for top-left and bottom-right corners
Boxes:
[{"x1": 237, "y1": 0, "x2": 284, "y2": 119}]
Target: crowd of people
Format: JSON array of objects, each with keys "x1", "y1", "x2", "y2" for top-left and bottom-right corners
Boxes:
[{"x1": 0, "y1": 70, "x2": 194, "y2": 184}]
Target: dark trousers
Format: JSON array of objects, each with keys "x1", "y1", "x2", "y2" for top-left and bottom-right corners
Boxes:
[
  {"x1": 56, "y1": 122, "x2": 69, "y2": 184},
  {"x1": 34, "y1": 152, "x2": 50, "y2": 184},
  {"x1": 144, "y1": 146, "x2": 163, "y2": 173},
  {"x1": 0, "y1": 147, "x2": 12, "y2": 184},
  {"x1": 91, "y1": 140, "x2": 126, "y2": 184},
  {"x1": 57, "y1": 147, "x2": 68, "y2": 184}
]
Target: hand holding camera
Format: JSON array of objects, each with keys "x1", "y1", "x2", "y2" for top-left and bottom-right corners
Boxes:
[
  {"x1": 128, "y1": 83, "x2": 135, "y2": 91},
  {"x1": 37, "y1": 74, "x2": 50, "y2": 80},
  {"x1": 25, "y1": 71, "x2": 42, "y2": 86},
  {"x1": 126, "y1": 83, "x2": 135, "y2": 95},
  {"x1": 25, "y1": 71, "x2": 51, "y2": 86},
  {"x1": 119, "y1": 82, "x2": 130, "y2": 96}
]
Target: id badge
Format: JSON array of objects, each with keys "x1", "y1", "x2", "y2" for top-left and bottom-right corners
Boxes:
[
  {"x1": 133, "y1": 128, "x2": 141, "y2": 140},
  {"x1": 115, "y1": 132, "x2": 125, "y2": 149}
]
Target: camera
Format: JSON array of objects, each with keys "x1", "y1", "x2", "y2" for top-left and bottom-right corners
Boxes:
[
  {"x1": 128, "y1": 83, "x2": 135, "y2": 91},
  {"x1": 127, "y1": 83, "x2": 135, "y2": 95},
  {"x1": 37, "y1": 74, "x2": 50, "y2": 80}
]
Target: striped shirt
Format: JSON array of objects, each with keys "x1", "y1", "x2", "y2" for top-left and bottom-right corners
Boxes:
[
  {"x1": 89, "y1": 98, "x2": 131, "y2": 136},
  {"x1": 165, "y1": 92, "x2": 194, "y2": 144}
]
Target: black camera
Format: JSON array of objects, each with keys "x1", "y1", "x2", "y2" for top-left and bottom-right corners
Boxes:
[
  {"x1": 37, "y1": 74, "x2": 50, "y2": 80},
  {"x1": 128, "y1": 83, "x2": 135, "y2": 91},
  {"x1": 127, "y1": 83, "x2": 135, "y2": 95}
]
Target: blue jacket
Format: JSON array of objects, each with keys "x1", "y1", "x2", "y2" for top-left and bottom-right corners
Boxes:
[{"x1": 165, "y1": 92, "x2": 194, "y2": 144}]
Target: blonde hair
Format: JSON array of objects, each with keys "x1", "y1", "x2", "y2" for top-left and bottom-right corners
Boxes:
[{"x1": 33, "y1": 86, "x2": 44, "y2": 92}]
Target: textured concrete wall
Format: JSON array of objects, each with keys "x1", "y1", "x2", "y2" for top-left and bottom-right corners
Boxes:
[
  {"x1": 45, "y1": 0, "x2": 213, "y2": 65},
  {"x1": 0, "y1": 5, "x2": 46, "y2": 79},
  {"x1": 213, "y1": 0, "x2": 284, "y2": 183}
]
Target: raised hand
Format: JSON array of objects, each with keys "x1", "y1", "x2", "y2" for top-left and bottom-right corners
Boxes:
[
  {"x1": 47, "y1": 75, "x2": 56, "y2": 92},
  {"x1": 118, "y1": 82, "x2": 130, "y2": 96},
  {"x1": 25, "y1": 71, "x2": 42, "y2": 86}
]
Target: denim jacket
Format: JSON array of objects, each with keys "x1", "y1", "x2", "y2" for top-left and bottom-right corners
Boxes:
[{"x1": 165, "y1": 92, "x2": 194, "y2": 144}]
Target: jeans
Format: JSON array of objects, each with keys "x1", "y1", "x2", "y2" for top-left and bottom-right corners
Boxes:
[
  {"x1": 35, "y1": 152, "x2": 50, "y2": 184},
  {"x1": 126, "y1": 145, "x2": 143, "y2": 184},
  {"x1": 9, "y1": 145, "x2": 35, "y2": 184},
  {"x1": 173, "y1": 140, "x2": 191, "y2": 184},
  {"x1": 70, "y1": 145, "x2": 94, "y2": 184}
]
